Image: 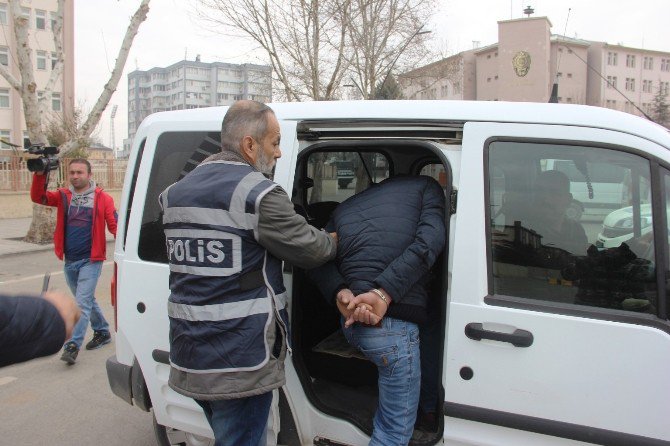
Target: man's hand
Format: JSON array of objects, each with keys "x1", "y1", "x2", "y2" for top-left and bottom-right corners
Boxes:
[
  {"x1": 343, "y1": 289, "x2": 391, "y2": 328},
  {"x1": 329, "y1": 232, "x2": 338, "y2": 243},
  {"x1": 42, "y1": 291, "x2": 80, "y2": 340},
  {"x1": 336, "y1": 288, "x2": 374, "y2": 327}
]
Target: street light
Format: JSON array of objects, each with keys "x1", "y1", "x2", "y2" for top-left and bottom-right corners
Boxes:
[{"x1": 378, "y1": 27, "x2": 431, "y2": 98}]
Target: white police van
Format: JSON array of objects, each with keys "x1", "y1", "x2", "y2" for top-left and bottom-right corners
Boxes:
[{"x1": 107, "y1": 101, "x2": 670, "y2": 446}]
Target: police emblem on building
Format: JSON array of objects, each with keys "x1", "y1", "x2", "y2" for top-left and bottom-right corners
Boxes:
[{"x1": 512, "y1": 51, "x2": 531, "y2": 77}]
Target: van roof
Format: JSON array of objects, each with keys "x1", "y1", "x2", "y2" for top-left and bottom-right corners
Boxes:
[{"x1": 138, "y1": 100, "x2": 670, "y2": 149}]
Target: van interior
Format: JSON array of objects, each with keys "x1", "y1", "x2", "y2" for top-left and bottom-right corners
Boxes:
[{"x1": 287, "y1": 130, "x2": 455, "y2": 445}]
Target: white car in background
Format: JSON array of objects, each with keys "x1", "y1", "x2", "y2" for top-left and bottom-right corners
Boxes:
[{"x1": 596, "y1": 204, "x2": 653, "y2": 248}]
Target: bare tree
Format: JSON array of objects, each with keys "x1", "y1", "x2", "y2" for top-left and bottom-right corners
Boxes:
[
  {"x1": 196, "y1": 0, "x2": 434, "y2": 101},
  {"x1": 344, "y1": 0, "x2": 434, "y2": 99},
  {"x1": 197, "y1": 0, "x2": 348, "y2": 101},
  {"x1": 0, "y1": 0, "x2": 151, "y2": 243}
]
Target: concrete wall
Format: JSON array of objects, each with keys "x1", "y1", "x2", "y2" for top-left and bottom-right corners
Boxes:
[{"x1": 0, "y1": 189, "x2": 123, "y2": 219}]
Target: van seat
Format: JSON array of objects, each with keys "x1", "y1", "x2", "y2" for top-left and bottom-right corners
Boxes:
[{"x1": 307, "y1": 201, "x2": 340, "y2": 229}]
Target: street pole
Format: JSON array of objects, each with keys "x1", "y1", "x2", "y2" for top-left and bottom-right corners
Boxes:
[{"x1": 377, "y1": 27, "x2": 431, "y2": 98}]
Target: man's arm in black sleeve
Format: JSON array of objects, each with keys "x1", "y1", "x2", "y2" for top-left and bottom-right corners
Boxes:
[
  {"x1": 0, "y1": 295, "x2": 66, "y2": 367},
  {"x1": 374, "y1": 178, "x2": 446, "y2": 302}
]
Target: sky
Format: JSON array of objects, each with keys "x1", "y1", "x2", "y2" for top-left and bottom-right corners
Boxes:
[{"x1": 74, "y1": 0, "x2": 670, "y2": 151}]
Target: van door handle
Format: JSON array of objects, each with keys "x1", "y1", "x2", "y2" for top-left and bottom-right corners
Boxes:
[{"x1": 465, "y1": 323, "x2": 533, "y2": 347}]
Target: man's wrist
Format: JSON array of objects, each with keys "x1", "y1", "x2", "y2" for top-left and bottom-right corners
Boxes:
[{"x1": 370, "y1": 288, "x2": 390, "y2": 307}]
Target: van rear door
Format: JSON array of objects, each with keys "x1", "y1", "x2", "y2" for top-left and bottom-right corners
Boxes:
[{"x1": 444, "y1": 121, "x2": 670, "y2": 446}]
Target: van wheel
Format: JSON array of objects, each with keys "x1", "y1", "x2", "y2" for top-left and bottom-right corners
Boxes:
[{"x1": 153, "y1": 412, "x2": 214, "y2": 446}]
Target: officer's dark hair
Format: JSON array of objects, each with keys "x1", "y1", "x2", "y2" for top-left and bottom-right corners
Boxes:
[
  {"x1": 69, "y1": 158, "x2": 91, "y2": 173},
  {"x1": 221, "y1": 100, "x2": 275, "y2": 153}
]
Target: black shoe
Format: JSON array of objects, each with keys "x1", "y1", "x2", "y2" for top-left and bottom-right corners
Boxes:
[
  {"x1": 60, "y1": 342, "x2": 79, "y2": 365},
  {"x1": 85, "y1": 331, "x2": 112, "y2": 350}
]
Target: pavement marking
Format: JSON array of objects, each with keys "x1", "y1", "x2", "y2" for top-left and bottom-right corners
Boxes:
[
  {"x1": 0, "y1": 260, "x2": 113, "y2": 285},
  {"x1": 0, "y1": 376, "x2": 18, "y2": 386}
]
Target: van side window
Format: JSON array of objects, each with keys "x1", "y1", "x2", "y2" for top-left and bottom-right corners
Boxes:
[
  {"x1": 138, "y1": 131, "x2": 221, "y2": 263},
  {"x1": 488, "y1": 141, "x2": 658, "y2": 315},
  {"x1": 419, "y1": 163, "x2": 448, "y2": 187},
  {"x1": 306, "y1": 151, "x2": 389, "y2": 204}
]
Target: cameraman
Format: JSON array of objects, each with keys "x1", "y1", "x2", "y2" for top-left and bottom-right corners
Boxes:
[{"x1": 30, "y1": 159, "x2": 118, "y2": 365}]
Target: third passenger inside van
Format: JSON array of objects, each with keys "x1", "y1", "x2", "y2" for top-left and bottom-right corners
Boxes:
[
  {"x1": 526, "y1": 169, "x2": 589, "y2": 256},
  {"x1": 307, "y1": 174, "x2": 446, "y2": 446}
]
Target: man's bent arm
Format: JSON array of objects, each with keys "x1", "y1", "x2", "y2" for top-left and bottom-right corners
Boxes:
[
  {"x1": 103, "y1": 193, "x2": 118, "y2": 237},
  {"x1": 258, "y1": 187, "x2": 336, "y2": 269},
  {"x1": 374, "y1": 179, "x2": 446, "y2": 302},
  {"x1": 30, "y1": 172, "x2": 61, "y2": 207},
  {"x1": 0, "y1": 295, "x2": 66, "y2": 367}
]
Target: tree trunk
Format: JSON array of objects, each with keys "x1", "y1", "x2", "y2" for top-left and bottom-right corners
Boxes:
[{"x1": 25, "y1": 204, "x2": 56, "y2": 244}]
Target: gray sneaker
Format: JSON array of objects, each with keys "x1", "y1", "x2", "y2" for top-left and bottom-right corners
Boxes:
[
  {"x1": 85, "y1": 331, "x2": 112, "y2": 350},
  {"x1": 60, "y1": 342, "x2": 79, "y2": 365}
]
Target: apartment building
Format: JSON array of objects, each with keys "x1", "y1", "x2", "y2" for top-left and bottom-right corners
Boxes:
[
  {"x1": 125, "y1": 58, "x2": 272, "y2": 148},
  {"x1": 0, "y1": 0, "x2": 74, "y2": 157},
  {"x1": 400, "y1": 15, "x2": 670, "y2": 121}
]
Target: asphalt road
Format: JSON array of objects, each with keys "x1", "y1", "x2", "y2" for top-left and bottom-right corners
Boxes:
[{"x1": 0, "y1": 243, "x2": 156, "y2": 445}]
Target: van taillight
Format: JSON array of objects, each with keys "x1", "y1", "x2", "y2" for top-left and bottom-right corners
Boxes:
[{"x1": 111, "y1": 262, "x2": 118, "y2": 331}]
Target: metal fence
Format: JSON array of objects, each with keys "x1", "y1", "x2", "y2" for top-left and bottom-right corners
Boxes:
[{"x1": 0, "y1": 157, "x2": 128, "y2": 191}]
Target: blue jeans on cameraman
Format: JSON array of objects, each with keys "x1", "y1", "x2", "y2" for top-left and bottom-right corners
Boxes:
[
  {"x1": 64, "y1": 258, "x2": 108, "y2": 349},
  {"x1": 343, "y1": 316, "x2": 421, "y2": 446},
  {"x1": 195, "y1": 391, "x2": 272, "y2": 446}
]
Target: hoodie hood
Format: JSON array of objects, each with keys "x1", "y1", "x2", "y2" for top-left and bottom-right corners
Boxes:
[{"x1": 69, "y1": 180, "x2": 96, "y2": 209}]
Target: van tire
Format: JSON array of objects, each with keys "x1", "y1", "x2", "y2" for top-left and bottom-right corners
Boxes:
[{"x1": 153, "y1": 411, "x2": 214, "y2": 446}]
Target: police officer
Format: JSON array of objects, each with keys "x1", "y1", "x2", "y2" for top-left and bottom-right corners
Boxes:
[{"x1": 160, "y1": 100, "x2": 336, "y2": 446}]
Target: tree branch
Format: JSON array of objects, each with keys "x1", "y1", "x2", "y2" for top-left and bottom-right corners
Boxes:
[{"x1": 67, "y1": 0, "x2": 151, "y2": 155}]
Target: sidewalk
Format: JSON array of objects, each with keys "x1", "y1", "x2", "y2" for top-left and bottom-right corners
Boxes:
[{"x1": 0, "y1": 217, "x2": 114, "y2": 257}]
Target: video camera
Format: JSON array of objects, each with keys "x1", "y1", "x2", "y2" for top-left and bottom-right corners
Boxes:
[{"x1": 25, "y1": 143, "x2": 60, "y2": 173}]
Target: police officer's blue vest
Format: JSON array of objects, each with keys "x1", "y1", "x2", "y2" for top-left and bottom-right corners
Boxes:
[{"x1": 160, "y1": 160, "x2": 289, "y2": 375}]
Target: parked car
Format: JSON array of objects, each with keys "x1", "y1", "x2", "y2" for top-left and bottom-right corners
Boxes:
[
  {"x1": 107, "y1": 100, "x2": 670, "y2": 446},
  {"x1": 596, "y1": 204, "x2": 653, "y2": 248}
]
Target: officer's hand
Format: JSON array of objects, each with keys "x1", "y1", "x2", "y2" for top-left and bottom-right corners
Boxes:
[{"x1": 43, "y1": 291, "x2": 80, "y2": 340}]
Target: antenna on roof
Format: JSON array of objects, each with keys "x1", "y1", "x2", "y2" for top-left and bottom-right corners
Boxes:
[
  {"x1": 550, "y1": 8, "x2": 571, "y2": 103},
  {"x1": 523, "y1": 5, "x2": 534, "y2": 17}
]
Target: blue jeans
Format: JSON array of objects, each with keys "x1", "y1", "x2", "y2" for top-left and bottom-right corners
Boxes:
[
  {"x1": 343, "y1": 317, "x2": 421, "y2": 446},
  {"x1": 63, "y1": 259, "x2": 108, "y2": 349},
  {"x1": 196, "y1": 392, "x2": 272, "y2": 446}
]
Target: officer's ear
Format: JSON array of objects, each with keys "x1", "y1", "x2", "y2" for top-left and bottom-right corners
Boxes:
[{"x1": 241, "y1": 135, "x2": 257, "y2": 164}]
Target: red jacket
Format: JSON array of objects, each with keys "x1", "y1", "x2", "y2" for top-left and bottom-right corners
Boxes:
[{"x1": 30, "y1": 173, "x2": 117, "y2": 261}]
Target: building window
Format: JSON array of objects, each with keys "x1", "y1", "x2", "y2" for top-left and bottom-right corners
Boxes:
[
  {"x1": 51, "y1": 92, "x2": 61, "y2": 111},
  {"x1": 35, "y1": 9, "x2": 46, "y2": 29},
  {"x1": 642, "y1": 80, "x2": 652, "y2": 93},
  {"x1": 557, "y1": 72, "x2": 563, "y2": 77},
  {"x1": 51, "y1": 52, "x2": 57, "y2": 69},
  {"x1": 566, "y1": 97, "x2": 573, "y2": 103},
  {"x1": 663, "y1": 82, "x2": 670, "y2": 95},
  {"x1": 487, "y1": 77, "x2": 491, "y2": 82},
  {"x1": 36, "y1": 51, "x2": 46, "y2": 70},
  {"x1": 0, "y1": 46, "x2": 8, "y2": 67},
  {"x1": 487, "y1": 54, "x2": 491, "y2": 59},
  {"x1": 558, "y1": 48, "x2": 563, "y2": 53},
  {"x1": 626, "y1": 54, "x2": 636, "y2": 68},
  {"x1": 0, "y1": 3, "x2": 7, "y2": 25},
  {"x1": 0, "y1": 130, "x2": 11, "y2": 149},
  {"x1": 453, "y1": 81, "x2": 461, "y2": 94},
  {"x1": 50, "y1": 11, "x2": 58, "y2": 30},
  {"x1": 607, "y1": 52, "x2": 618, "y2": 66},
  {"x1": 607, "y1": 76, "x2": 617, "y2": 89},
  {"x1": 662, "y1": 59, "x2": 670, "y2": 72},
  {"x1": 606, "y1": 99, "x2": 617, "y2": 109},
  {"x1": 625, "y1": 78, "x2": 635, "y2": 91},
  {"x1": 567, "y1": 73, "x2": 573, "y2": 79},
  {"x1": 643, "y1": 56, "x2": 654, "y2": 70},
  {"x1": 20, "y1": 7, "x2": 30, "y2": 23},
  {"x1": 0, "y1": 88, "x2": 9, "y2": 108}
]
